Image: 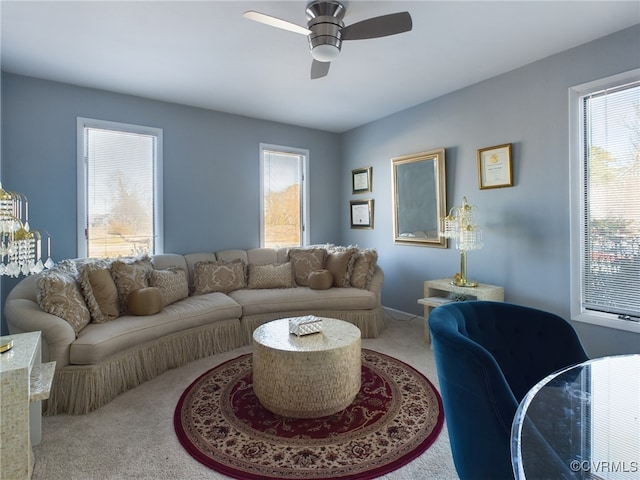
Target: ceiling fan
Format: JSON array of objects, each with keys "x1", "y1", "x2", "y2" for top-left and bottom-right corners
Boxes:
[{"x1": 243, "y1": 1, "x2": 412, "y2": 79}]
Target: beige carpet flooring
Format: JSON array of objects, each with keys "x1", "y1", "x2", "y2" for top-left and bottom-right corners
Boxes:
[{"x1": 32, "y1": 314, "x2": 459, "y2": 479}]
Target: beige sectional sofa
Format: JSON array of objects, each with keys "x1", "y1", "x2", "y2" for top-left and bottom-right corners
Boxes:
[{"x1": 4, "y1": 246, "x2": 384, "y2": 415}]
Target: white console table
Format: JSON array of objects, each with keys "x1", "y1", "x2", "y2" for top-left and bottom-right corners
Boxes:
[
  {"x1": 0, "y1": 331, "x2": 56, "y2": 479},
  {"x1": 418, "y1": 278, "x2": 504, "y2": 344}
]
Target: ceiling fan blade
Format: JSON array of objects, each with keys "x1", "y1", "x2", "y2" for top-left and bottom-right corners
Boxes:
[
  {"x1": 342, "y1": 12, "x2": 412, "y2": 40},
  {"x1": 243, "y1": 11, "x2": 311, "y2": 36},
  {"x1": 311, "y1": 60, "x2": 330, "y2": 79}
]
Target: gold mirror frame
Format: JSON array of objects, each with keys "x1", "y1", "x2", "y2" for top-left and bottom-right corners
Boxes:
[{"x1": 392, "y1": 148, "x2": 447, "y2": 247}]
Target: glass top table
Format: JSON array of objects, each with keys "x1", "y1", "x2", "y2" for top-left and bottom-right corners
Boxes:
[{"x1": 511, "y1": 354, "x2": 640, "y2": 480}]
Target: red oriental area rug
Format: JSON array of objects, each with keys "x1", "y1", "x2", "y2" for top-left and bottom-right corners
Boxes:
[{"x1": 174, "y1": 349, "x2": 444, "y2": 480}]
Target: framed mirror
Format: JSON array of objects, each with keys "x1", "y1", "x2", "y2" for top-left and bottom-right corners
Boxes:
[{"x1": 392, "y1": 148, "x2": 447, "y2": 247}]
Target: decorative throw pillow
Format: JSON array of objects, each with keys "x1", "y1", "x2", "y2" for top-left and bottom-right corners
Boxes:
[
  {"x1": 350, "y1": 248, "x2": 378, "y2": 289},
  {"x1": 325, "y1": 247, "x2": 358, "y2": 287},
  {"x1": 193, "y1": 259, "x2": 246, "y2": 294},
  {"x1": 79, "y1": 264, "x2": 119, "y2": 323},
  {"x1": 288, "y1": 248, "x2": 327, "y2": 287},
  {"x1": 52, "y1": 258, "x2": 81, "y2": 277},
  {"x1": 308, "y1": 269, "x2": 333, "y2": 290},
  {"x1": 127, "y1": 287, "x2": 163, "y2": 316},
  {"x1": 247, "y1": 263, "x2": 294, "y2": 289},
  {"x1": 37, "y1": 269, "x2": 91, "y2": 336},
  {"x1": 150, "y1": 267, "x2": 189, "y2": 306},
  {"x1": 111, "y1": 261, "x2": 152, "y2": 314},
  {"x1": 113, "y1": 255, "x2": 153, "y2": 269}
]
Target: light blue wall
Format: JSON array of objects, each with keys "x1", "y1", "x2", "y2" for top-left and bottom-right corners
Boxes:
[
  {"x1": 1, "y1": 73, "x2": 342, "y2": 256},
  {"x1": 0, "y1": 74, "x2": 341, "y2": 333},
  {"x1": 340, "y1": 25, "x2": 640, "y2": 357},
  {"x1": 2, "y1": 26, "x2": 639, "y2": 355}
]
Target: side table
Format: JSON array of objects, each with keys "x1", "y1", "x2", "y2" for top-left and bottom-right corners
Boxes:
[
  {"x1": 1, "y1": 331, "x2": 56, "y2": 480},
  {"x1": 418, "y1": 278, "x2": 504, "y2": 343},
  {"x1": 252, "y1": 317, "x2": 361, "y2": 418}
]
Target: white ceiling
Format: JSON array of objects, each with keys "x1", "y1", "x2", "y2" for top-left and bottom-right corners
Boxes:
[{"x1": 2, "y1": 1, "x2": 639, "y2": 133}]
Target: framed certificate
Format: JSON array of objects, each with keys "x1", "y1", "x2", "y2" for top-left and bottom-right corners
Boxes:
[
  {"x1": 478, "y1": 143, "x2": 513, "y2": 189},
  {"x1": 352, "y1": 167, "x2": 372, "y2": 194},
  {"x1": 350, "y1": 199, "x2": 374, "y2": 229}
]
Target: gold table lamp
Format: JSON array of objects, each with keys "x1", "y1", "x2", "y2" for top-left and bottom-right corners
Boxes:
[{"x1": 442, "y1": 196, "x2": 484, "y2": 287}]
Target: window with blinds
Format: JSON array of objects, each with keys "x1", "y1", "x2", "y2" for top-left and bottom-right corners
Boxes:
[
  {"x1": 581, "y1": 81, "x2": 640, "y2": 321},
  {"x1": 77, "y1": 118, "x2": 163, "y2": 257},
  {"x1": 260, "y1": 144, "x2": 308, "y2": 248}
]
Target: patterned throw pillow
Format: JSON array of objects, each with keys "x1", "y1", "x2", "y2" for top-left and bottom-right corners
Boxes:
[
  {"x1": 350, "y1": 248, "x2": 378, "y2": 289},
  {"x1": 111, "y1": 260, "x2": 152, "y2": 314},
  {"x1": 78, "y1": 262, "x2": 119, "y2": 323},
  {"x1": 325, "y1": 247, "x2": 358, "y2": 287},
  {"x1": 288, "y1": 248, "x2": 327, "y2": 287},
  {"x1": 193, "y1": 259, "x2": 246, "y2": 294},
  {"x1": 37, "y1": 269, "x2": 91, "y2": 336},
  {"x1": 247, "y1": 263, "x2": 294, "y2": 289},
  {"x1": 150, "y1": 267, "x2": 189, "y2": 306}
]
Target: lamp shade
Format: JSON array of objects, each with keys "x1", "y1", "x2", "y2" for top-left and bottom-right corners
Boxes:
[
  {"x1": 311, "y1": 43, "x2": 340, "y2": 62},
  {"x1": 442, "y1": 196, "x2": 483, "y2": 287}
]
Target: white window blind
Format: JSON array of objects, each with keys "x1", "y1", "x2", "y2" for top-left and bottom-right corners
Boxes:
[
  {"x1": 78, "y1": 118, "x2": 162, "y2": 257},
  {"x1": 582, "y1": 81, "x2": 640, "y2": 320},
  {"x1": 260, "y1": 145, "x2": 308, "y2": 248}
]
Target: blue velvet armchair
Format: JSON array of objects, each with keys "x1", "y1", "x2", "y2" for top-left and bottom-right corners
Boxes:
[{"x1": 429, "y1": 301, "x2": 588, "y2": 480}]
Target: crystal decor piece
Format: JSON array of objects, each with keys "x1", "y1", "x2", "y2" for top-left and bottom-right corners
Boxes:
[
  {"x1": 442, "y1": 196, "x2": 484, "y2": 287},
  {"x1": 0, "y1": 183, "x2": 53, "y2": 277}
]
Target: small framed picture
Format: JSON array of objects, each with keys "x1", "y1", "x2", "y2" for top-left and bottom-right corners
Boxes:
[
  {"x1": 350, "y1": 199, "x2": 374, "y2": 229},
  {"x1": 478, "y1": 143, "x2": 513, "y2": 189},
  {"x1": 352, "y1": 167, "x2": 372, "y2": 194}
]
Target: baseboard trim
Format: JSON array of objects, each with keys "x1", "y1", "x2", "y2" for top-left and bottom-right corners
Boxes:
[{"x1": 382, "y1": 306, "x2": 423, "y2": 322}]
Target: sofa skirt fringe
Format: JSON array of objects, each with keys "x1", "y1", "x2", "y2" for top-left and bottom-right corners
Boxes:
[
  {"x1": 45, "y1": 310, "x2": 385, "y2": 415},
  {"x1": 241, "y1": 307, "x2": 386, "y2": 343},
  {"x1": 45, "y1": 319, "x2": 245, "y2": 415}
]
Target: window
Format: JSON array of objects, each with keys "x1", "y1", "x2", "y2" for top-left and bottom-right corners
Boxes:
[
  {"x1": 260, "y1": 144, "x2": 309, "y2": 248},
  {"x1": 77, "y1": 118, "x2": 163, "y2": 257},
  {"x1": 570, "y1": 71, "x2": 640, "y2": 333}
]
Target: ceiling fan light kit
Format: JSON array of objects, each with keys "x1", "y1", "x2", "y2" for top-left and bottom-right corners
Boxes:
[
  {"x1": 243, "y1": 0, "x2": 412, "y2": 79},
  {"x1": 306, "y1": 0, "x2": 344, "y2": 62},
  {"x1": 310, "y1": 44, "x2": 340, "y2": 62}
]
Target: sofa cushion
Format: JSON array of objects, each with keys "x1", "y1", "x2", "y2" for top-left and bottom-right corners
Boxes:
[
  {"x1": 37, "y1": 269, "x2": 91, "y2": 336},
  {"x1": 325, "y1": 247, "x2": 357, "y2": 287},
  {"x1": 81, "y1": 266, "x2": 120, "y2": 323},
  {"x1": 245, "y1": 248, "x2": 277, "y2": 265},
  {"x1": 111, "y1": 260, "x2": 152, "y2": 314},
  {"x1": 243, "y1": 247, "x2": 289, "y2": 266},
  {"x1": 308, "y1": 269, "x2": 333, "y2": 290},
  {"x1": 288, "y1": 248, "x2": 327, "y2": 287},
  {"x1": 193, "y1": 259, "x2": 246, "y2": 294},
  {"x1": 228, "y1": 286, "x2": 377, "y2": 316},
  {"x1": 248, "y1": 263, "x2": 294, "y2": 289},
  {"x1": 350, "y1": 248, "x2": 378, "y2": 289},
  {"x1": 69, "y1": 293, "x2": 242, "y2": 365},
  {"x1": 127, "y1": 287, "x2": 163, "y2": 316},
  {"x1": 151, "y1": 253, "x2": 189, "y2": 272},
  {"x1": 215, "y1": 249, "x2": 249, "y2": 264},
  {"x1": 150, "y1": 267, "x2": 189, "y2": 306}
]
